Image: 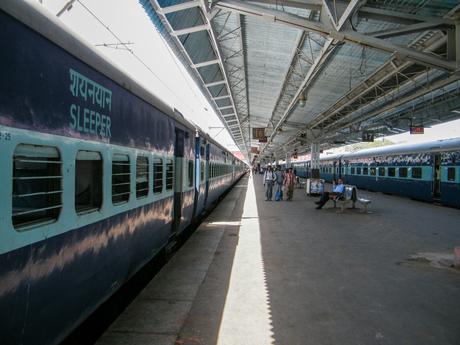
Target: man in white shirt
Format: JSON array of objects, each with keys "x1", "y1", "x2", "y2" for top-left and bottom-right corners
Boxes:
[
  {"x1": 315, "y1": 178, "x2": 345, "y2": 209},
  {"x1": 263, "y1": 165, "x2": 276, "y2": 201}
]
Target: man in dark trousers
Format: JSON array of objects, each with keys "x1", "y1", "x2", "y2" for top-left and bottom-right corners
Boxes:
[
  {"x1": 315, "y1": 178, "x2": 345, "y2": 209},
  {"x1": 263, "y1": 165, "x2": 276, "y2": 201}
]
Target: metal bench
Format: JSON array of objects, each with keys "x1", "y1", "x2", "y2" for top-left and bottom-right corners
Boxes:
[
  {"x1": 333, "y1": 185, "x2": 357, "y2": 213},
  {"x1": 357, "y1": 197, "x2": 372, "y2": 213}
]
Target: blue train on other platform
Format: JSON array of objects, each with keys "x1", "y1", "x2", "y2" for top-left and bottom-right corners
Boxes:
[
  {"x1": 0, "y1": 1, "x2": 245, "y2": 344},
  {"x1": 292, "y1": 139, "x2": 460, "y2": 208}
]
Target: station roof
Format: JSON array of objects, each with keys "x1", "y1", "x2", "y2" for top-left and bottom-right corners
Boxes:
[{"x1": 139, "y1": 0, "x2": 460, "y2": 161}]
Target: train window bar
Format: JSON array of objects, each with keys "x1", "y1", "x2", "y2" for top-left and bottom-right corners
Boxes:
[
  {"x1": 12, "y1": 144, "x2": 62, "y2": 230},
  {"x1": 153, "y1": 158, "x2": 163, "y2": 194},
  {"x1": 112, "y1": 154, "x2": 131, "y2": 205},
  {"x1": 136, "y1": 156, "x2": 149, "y2": 199},
  {"x1": 76, "y1": 150, "x2": 102, "y2": 214},
  {"x1": 166, "y1": 159, "x2": 174, "y2": 191}
]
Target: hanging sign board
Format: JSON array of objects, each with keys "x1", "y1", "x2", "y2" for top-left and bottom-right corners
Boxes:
[
  {"x1": 362, "y1": 132, "x2": 374, "y2": 142},
  {"x1": 258, "y1": 136, "x2": 268, "y2": 143},
  {"x1": 410, "y1": 126, "x2": 424, "y2": 134},
  {"x1": 252, "y1": 128, "x2": 265, "y2": 139}
]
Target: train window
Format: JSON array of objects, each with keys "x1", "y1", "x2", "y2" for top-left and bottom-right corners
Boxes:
[
  {"x1": 447, "y1": 167, "x2": 455, "y2": 181},
  {"x1": 188, "y1": 160, "x2": 193, "y2": 187},
  {"x1": 200, "y1": 161, "x2": 204, "y2": 182},
  {"x1": 370, "y1": 167, "x2": 376, "y2": 176},
  {"x1": 166, "y1": 159, "x2": 174, "y2": 190},
  {"x1": 12, "y1": 144, "x2": 62, "y2": 230},
  {"x1": 356, "y1": 167, "x2": 361, "y2": 175},
  {"x1": 399, "y1": 167, "x2": 408, "y2": 178},
  {"x1": 136, "y1": 156, "x2": 149, "y2": 198},
  {"x1": 378, "y1": 167, "x2": 385, "y2": 176},
  {"x1": 351, "y1": 167, "x2": 355, "y2": 174},
  {"x1": 112, "y1": 154, "x2": 131, "y2": 204},
  {"x1": 153, "y1": 158, "x2": 163, "y2": 194},
  {"x1": 75, "y1": 150, "x2": 102, "y2": 214},
  {"x1": 388, "y1": 167, "x2": 396, "y2": 177},
  {"x1": 411, "y1": 167, "x2": 422, "y2": 179},
  {"x1": 363, "y1": 167, "x2": 368, "y2": 175}
]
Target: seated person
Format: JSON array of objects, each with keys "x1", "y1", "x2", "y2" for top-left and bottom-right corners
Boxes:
[{"x1": 315, "y1": 178, "x2": 345, "y2": 209}]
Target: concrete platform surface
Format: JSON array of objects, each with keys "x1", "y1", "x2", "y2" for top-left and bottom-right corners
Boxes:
[{"x1": 97, "y1": 174, "x2": 460, "y2": 345}]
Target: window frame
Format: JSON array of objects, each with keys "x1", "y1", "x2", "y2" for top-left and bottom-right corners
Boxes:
[
  {"x1": 411, "y1": 167, "x2": 422, "y2": 179},
  {"x1": 399, "y1": 167, "x2": 408, "y2": 178},
  {"x1": 447, "y1": 167, "x2": 456, "y2": 182},
  {"x1": 165, "y1": 158, "x2": 174, "y2": 191},
  {"x1": 136, "y1": 155, "x2": 150, "y2": 199},
  {"x1": 75, "y1": 150, "x2": 103, "y2": 215},
  {"x1": 12, "y1": 144, "x2": 62, "y2": 230},
  {"x1": 153, "y1": 157, "x2": 163, "y2": 194},
  {"x1": 112, "y1": 153, "x2": 131, "y2": 205}
]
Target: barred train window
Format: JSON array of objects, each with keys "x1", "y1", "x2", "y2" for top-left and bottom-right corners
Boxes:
[
  {"x1": 112, "y1": 153, "x2": 130, "y2": 204},
  {"x1": 75, "y1": 150, "x2": 102, "y2": 214},
  {"x1": 351, "y1": 167, "x2": 355, "y2": 174},
  {"x1": 12, "y1": 144, "x2": 62, "y2": 229},
  {"x1": 447, "y1": 167, "x2": 455, "y2": 181},
  {"x1": 370, "y1": 167, "x2": 376, "y2": 176},
  {"x1": 411, "y1": 167, "x2": 422, "y2": 179},
  {"x1": 357, "y1": 167, "x2": 361, "y2": 175},
  {"x1": 136, "y1": 156, "x2": 149, "y2": 198},
  {"x1": 166, "y1": 159, "x2": 174, "y2": 191},
  {"x1": 378, "y1": 167, "x2": 385, "y2": 176},
  {"x1": 399, "y1": 167, "x2": 408, "y2": 178},
  {"x1": 363, "y1": 167, "x2": 368, "y2": 175},
  {"x1": 153, "y1": 158, "x2": 163, "y2": 194},
  {"x1": 188, "y1": 160, "x2": 193, "y2": 187}
]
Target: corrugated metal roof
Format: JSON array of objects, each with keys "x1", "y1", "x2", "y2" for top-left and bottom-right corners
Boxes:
[{"x1": 139, "y1": 0, "x2": 460, "y2": 161}]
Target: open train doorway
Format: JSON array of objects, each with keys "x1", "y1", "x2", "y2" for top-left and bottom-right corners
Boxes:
[
  {"x1": 432, "y1": 153, "x2": 441, "y2": 200},
  {"x1": 172, "y1": 128, "x2": 185, "y2": 237}
]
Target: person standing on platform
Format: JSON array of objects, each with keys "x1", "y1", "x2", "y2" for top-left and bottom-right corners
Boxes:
[
  {"x1": 315, "y1": 178, "x2": 345, "y2": 209},
  {"x1": 274, "y1": 166, "x2": 285, "y2": 200},
  {"x1": 263, "y1": 165, "x2": 276, "y2": 201},
  {"x1": 283, "y1": 168, "x2": 296, "y2": 201}
]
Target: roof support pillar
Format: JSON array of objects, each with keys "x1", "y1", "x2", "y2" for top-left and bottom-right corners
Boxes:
[{"x1": 311, "y1": 143, "x2": 320, "y2": 170}]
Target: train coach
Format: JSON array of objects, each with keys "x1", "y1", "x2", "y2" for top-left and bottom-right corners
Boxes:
[
  {"x1": 290, "y1": 139, "x2": 460, "y2": 208},
  {"x1": 0, "y1": 1, "x2": 245, "y2": 345}
]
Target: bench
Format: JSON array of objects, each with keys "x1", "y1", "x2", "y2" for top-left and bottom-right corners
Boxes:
[
  {"x1": 333, "y1": 185, "x2": 357, "y2": 213},
  {"x1": 332, "y1": 185, "x2": 372, "y2": 213},
  {"x1": 357, "y1": 197, "x2": 372, "y2": 213}
]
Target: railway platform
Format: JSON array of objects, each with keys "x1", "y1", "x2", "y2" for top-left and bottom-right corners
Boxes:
[{"x1": 96, "y1": 173, "x2": 460, "y2": 345}]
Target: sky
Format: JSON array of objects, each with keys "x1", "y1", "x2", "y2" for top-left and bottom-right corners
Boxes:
[
  {"x1": 34, "y1": 0, "x2": 460, "y2": 156},
  {"x1": 35, "y1": 0, "x2": 239, "y2": 152}
]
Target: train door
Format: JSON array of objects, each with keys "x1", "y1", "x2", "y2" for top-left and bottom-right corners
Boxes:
[
  {"x1": 172, "y1": 128, "x2": 185, "y2": 237},
  {"x1": 192, "y1": 134, "x2": 200, "y2": 220},
  {"x1": 338, "y1": 159, "x2": 342, "y2": 180},
  {"x1": 204, "y1": 143, "x2": 210, "y2": 206},
  {"x1": 432, "y1": 153, "x2": 441, "y2": 199},
  {"x1": 333, "y1": 161, "x2": 337, "y2": 182}
]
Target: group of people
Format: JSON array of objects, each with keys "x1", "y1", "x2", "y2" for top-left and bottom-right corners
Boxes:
[{"x1": 263, "y1": 165, "x2": 296, "y2": 201}]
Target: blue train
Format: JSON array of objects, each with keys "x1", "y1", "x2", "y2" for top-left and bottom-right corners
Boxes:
[
  {"x1": 0, "y1": 1, "x2": 246, "y2": 344},
  {"x1": 291, "y1": 139, "x2": 460, "y2": 208}
]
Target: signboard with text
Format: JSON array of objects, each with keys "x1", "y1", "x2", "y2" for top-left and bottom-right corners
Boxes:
[
  {"x1": 410, "y1": 126, "x2": 424, "y2": 134},
  {"x1": 252, "y1": 127, "x2": 265, "y2": 139},
  {"x1": 362, "y1": 132, "x2": 374, "y2": 142}
]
